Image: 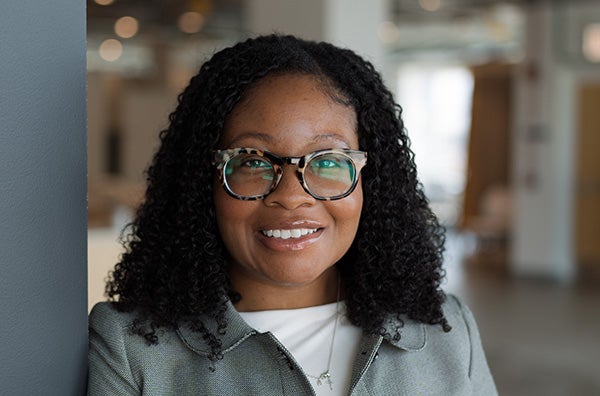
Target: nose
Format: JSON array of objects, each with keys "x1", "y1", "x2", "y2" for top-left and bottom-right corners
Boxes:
[{"x1": 263, "y1": 165, "x2": 316, "y2": 209}]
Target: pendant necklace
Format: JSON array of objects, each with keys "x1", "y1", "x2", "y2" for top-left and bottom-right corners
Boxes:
[{"x1": 306, "y1": 276, "x2": 341, "y2": 390}]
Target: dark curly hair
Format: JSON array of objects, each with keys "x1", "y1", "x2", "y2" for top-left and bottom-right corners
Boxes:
[{"x1": 106, "y1": 34, "x2": 450, "y2": 362}]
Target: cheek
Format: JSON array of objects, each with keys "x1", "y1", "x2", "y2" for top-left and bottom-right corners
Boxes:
[
  {"x1": 213, "y1": 185, "x2": 246, "y2": 245},
  {"x1": 329, "y1": 184, "x2": 363, "y2": 233}
]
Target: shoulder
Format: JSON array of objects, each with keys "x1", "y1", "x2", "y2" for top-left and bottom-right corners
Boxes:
[
  {"x1": 435, "y1": 295, "x2": 495, "y2": 385},
  {"x1": 383, "y1": 294, "x2": 484, "y2": 361},
  {"x1": 89, "y1": 301, "x2": 137, "y2": 331},
  {"x1": 88, "y1": 302, "x2": 144, "y2": 363},
  {"x1": 88, "y1": 302, "x2": 191, "y2": 393},
  {"x1": 439, "y1": 294, "x2": 497, "y2": 393},
  {"x1": 88, "y1": 301, "x2": 190, "y2": 356},
  {"x1": 442, "y1": 294, "x2": 477, "y2": 330},
  {"x1": 439, "y1": 294, "x2": 486, "y2": 354},
  {"x1": 88, "y1": 302, "x2": 144, "y2": 393},
  {"x1": 393, "y1": 294, "x2": 489, "y2": 374},
  {"x1": 377, "y1": 295, "x2": 496, "y2": 394},
  {"x1": 88, "y1": 302, "x2": 176, "y2": 351},
  {"x1": 426, "y1": 294, "x2": 481, "y2": 350},
  {"x1": 382, "y1": 294, "x2": 476, "y2": 353}
]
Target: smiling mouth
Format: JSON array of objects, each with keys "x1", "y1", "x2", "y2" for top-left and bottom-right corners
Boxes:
[{"x1": 261, "y1": 228, "x2": 320, "y2": 239}]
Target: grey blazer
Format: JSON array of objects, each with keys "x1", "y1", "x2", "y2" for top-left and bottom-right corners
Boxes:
[{"x1": 88, "y1": 295, "x2": 497, "y2": 395}]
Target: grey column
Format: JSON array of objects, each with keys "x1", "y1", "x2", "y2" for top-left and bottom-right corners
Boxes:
[{"x1": 0, "y1": 0, "x2": 87, "y2": 395}]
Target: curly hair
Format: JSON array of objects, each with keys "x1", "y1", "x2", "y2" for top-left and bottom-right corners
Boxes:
[{"x1": 106, "y1": 34, "x2": 450, "y2": 362}]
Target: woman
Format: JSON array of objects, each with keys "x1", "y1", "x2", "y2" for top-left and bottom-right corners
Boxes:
[{"x1": 89, "y1": 34, "x2": 497, "y2": 395}]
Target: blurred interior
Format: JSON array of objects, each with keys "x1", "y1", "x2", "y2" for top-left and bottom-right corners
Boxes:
[{"x1": 87, "y1": 1, "x2": 600, "y2": 394}]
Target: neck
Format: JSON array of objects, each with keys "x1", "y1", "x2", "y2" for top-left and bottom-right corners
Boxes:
[{"x1": 230, "y1": 267, "x2": 340, "y2": 312}]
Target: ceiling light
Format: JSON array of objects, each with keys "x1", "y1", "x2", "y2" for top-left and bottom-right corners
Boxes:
[
  {"x1": 94, "y1": 0, "x2": 115, "y2": 5},
  {"x1": 114, "y1": 16, "x2": 139, "y2": 39},
  {"x1": 178, "y1": 11, "x2": 205, "y2": 34},
  {"x1": 419, "y1": 0, "x2": 442, "y2": 12},
  {"x1": 99, "y1": 39, "x2": 123, "y2": 62},
  {"x1": 583, "y1": 23, "x2": 600, "y2": 62},
  {"x1": 378, "y1": 21, "x2": 400, "y2": 44}
]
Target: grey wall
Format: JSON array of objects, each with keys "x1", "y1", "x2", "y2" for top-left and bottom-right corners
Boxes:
[{"x1": 0, "y1": 1, "x2": 87, "y2": 395}]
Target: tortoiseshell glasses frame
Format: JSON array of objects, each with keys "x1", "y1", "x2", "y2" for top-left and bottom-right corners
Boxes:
[{"x1": 212, "y1": 147, "x2": 368, "y2": 201}]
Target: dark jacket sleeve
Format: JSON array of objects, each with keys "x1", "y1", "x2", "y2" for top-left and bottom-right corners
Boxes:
[{"x1": 88, "y1": 302, "x2": 140, "y2": 396}]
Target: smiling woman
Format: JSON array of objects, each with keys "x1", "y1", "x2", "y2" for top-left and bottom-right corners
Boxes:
[
  {"x1": 214, "y1": 74, "x2": 363, "y2": 309},
  {"x1": 88, "y1": 34, "x2": 497, "y2": 395}
]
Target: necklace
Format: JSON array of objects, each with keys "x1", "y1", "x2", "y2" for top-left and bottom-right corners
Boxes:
[{"x1": 305, "y1": 277, "x2": 341, "y2": 390}]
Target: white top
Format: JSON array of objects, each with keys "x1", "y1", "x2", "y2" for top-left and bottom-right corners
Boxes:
[{"x1": 239, "y1": 302, "x2": 362, "y2": 396}]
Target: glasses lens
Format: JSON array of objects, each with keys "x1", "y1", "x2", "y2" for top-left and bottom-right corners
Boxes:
[
  {"x1": 305, "y1": 153, "x2": 356, "y2": 198},
  {"x1": 224, "y1": 153, "x2": 275, "y2": 197}
]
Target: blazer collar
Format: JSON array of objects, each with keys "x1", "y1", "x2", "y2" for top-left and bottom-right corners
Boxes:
[
  {"x1": 381, "y1": 314, "x2": 427, "y2": 352},
  {"x1": 176, "y1": 300, "x2": 257, "y2": 357},
  {"x1": 176, "y1": 301, "x2": 427, "y2": 355}
]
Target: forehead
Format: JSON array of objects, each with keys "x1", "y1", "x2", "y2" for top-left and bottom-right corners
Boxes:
[{"x1": 220, "y1": 73, "x2": 358, "y2": 152}]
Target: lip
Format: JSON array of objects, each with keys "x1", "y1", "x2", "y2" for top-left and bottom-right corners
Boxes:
[
  {"x1": 256, "y1": 219, "x2": 325, "y2": 252},
  {"x1": 257, "y1": 219, "x2": 324, "y2": 230}
]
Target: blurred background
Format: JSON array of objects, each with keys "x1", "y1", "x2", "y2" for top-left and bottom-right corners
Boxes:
[{"x1": 87, "y1": 0, "x2": 600, "y2": 394}]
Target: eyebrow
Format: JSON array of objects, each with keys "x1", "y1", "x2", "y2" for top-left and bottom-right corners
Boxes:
[
  {"x1": 310, "y1": 133, "x2": 352, "y2": 147},
  {"x1": 225, "y1": 132, "x2": 274, "y2": 147},
  {"x1": 225, "y1": 131, "x2": 352, "y2": 148}
]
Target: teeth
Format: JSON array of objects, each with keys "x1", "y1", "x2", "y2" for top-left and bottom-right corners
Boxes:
[{"x1": 262, "y1": 228, "x2": 318, "y2": 239}]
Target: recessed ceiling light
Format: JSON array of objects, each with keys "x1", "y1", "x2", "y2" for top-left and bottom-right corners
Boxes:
[
  {"x1": 115, "y1": 16, "x2": 139, "y2": 39},
  {"x1": 99, "y1": 39, "x2": 123, "y2": 62},
  {"x1": 178, "y1": 11, "x2": 205, "y2": 34}
]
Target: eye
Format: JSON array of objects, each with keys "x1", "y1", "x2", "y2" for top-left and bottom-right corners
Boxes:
[
  {"x1": 311, "y1": 158, "x2": 341, "y2": 169},
  {"x1": 241, "y1": 158, "x2": 271, "y2": 169}
]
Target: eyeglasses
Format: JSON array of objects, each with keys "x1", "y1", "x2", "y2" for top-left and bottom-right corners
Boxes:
[{"x1": 212, "y1": 147, "x2": 367, "y2": 201}]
